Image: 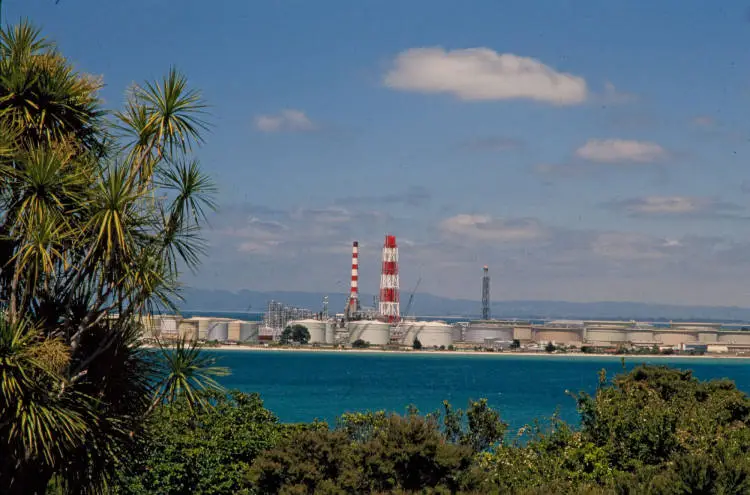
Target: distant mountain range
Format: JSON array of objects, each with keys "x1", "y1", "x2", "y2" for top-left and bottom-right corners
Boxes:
[{"x1": 178, "y1": 288, "x2": 750, "y2": 323}]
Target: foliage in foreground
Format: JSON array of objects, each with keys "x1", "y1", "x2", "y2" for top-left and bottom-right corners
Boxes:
[
  {"x1": 0, "y1": 21, "x2": 223, "y2": 494},
  {"x1": 116, "y1": 365, "x2": 750, "y2": 494}
]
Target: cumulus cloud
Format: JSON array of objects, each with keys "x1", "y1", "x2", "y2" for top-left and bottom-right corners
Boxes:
[
  {"x1": 384, "y1": 47, "x2": 588, "y2": 105},
  {"x1": 575, "y1": 139, "x2": 666, "y2": 163},
  {"x1": 254, "y1": 109, "x2": 317, "y2": 133},
  {"x1": 605, "y1": 196, "x2": 743, "y2": 218},
  {"x1": 439, "y1": 214, "x2": 549, "y2": 242}
]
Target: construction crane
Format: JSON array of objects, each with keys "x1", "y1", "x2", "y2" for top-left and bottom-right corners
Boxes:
[
  {"x1": 403, "y1": 276, "x2": 421, "y2": 320},
  {"x1": 390, "y1": 277, "x2": 421, "y2": 344}
]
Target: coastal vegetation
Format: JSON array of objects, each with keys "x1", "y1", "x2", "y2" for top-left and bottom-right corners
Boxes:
[
  {"x1": 115, "y1": 364, "x2": 750, "y2": 494},
  {"x1": 0, "y1": 21, "x2": 225, "y2": 494}
]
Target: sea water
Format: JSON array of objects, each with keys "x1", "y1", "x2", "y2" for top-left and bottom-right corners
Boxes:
[{"x1": 210, "y1": 350, "x2": 750, "y2": 429}]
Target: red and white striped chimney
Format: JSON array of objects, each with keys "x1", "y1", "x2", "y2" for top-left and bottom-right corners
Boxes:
[
  {"x1": 348, "y1": 241, "x2": 359, "y2": 314},
  {"x1": 379, "y1": 235, "x2": 400, "y2": 323}
]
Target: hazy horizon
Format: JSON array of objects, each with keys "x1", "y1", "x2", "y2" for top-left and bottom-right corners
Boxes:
[{"x1": 25, "y1": 0, "x2": 750, "y2": 307}]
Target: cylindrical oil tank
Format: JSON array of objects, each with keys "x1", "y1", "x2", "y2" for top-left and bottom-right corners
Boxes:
[
  {"x1": 178, "y1": 320, "x2": 198, "y2": 341},
  {"x1": 585, "y1": 328, "x2": 627, "y2": 344},
  {"x1": 288, "y1": 319, "x2": 327, "y2": 344},
  {"x1": 239, "y1": 322, "x2": 260, "y2": 343},
  {"x1": 718, "y1": 332, "x2": 750, "y2": 345},
  {"x1": 141, "y1": 315, "x2": 159, "y2": 338},
  {"x1": 196, "y1": 318, "x2": 212, "y2": 340},
  {"x1": 654, "y1": 331, "x2": 696, "y2": 346},
  {"x1": 451, "y1": 325, "x2": 463, "y2": 343},
  {"x1": 513, "y1": 325, "x2": 532, "y2": 341},
  {"x1": 207, "y1": 320, "x2": 229, "y2": 342},
  {"x1": 696, "y1": 330, "x2": 718, "y2": 343},
  {"x1": 463, "y1": 323, "x2": 514, "y2": 344},
  {"x1": 410, "y1": 321, "x2": 452, "y2": 348},
  {"x1": 159, "y1": 316, "x2": 179, "y2": 337},
  {"x1": 228, "y1": 320, "x2": 241, "y2": 341},
  {"x1": 628, "y1": 330, "x2": 656, "y2": 343},
  {"x1": 533, "y1": 328, "x2": 583, "y2": 345},
  {"x1": 347, "y1": 320, "x2": 390, "y2": 346},
  {"x1": 401, "y1": 323, "x2": 420, "y2": 346},
  {"x1": 325, "y1": 322, "x2": 335, "y2": 344}
]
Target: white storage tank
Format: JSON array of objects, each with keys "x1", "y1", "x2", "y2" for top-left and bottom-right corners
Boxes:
[
  {"x1": 718, "y1": 332, "x2": 750, "y2": 345},
  {"x1": 533, "y1": 328, "x2": 583, "y2": 345},
  {"x1": 228, "y1": 320, "x2": 242, "y2": 341},
  {"x1": 463, "y1": 323, "x2": 514, "y2": 343},
  {"x1": 654, "y1": 331, "x2": 697, "y2": 346},
  {"x1": 405, "y1": 321, "x2": 452, "y2": 348},
  {"x1": 585, "y1": 327, "x2": 628, "y2": 344},
  {"x1": 451, "y1": 325, "x2": 463, "y2": 343},
  {"x1": 239, "y1": 322, "x2": 260, "y2": 343},
  {"x1": 178, "y1": 320, "x2": 198, "y2": 341},
  {"x1": 288, "y1": 319, "x2": 327, "y2": 344},
  {"x1": 325, "y1": 321, "x2": 335, "y2": 344},
  {"x1": 195, "y1": 318, "x2": 212, "y2": 340},
  {"x1": 207, "y1": 320, "x2": 229, "y2": 342},
  {"x1": 159, "y1": 316, "x2": 179, "y2": 337},
  {"x1": 628, "y1": 330, "x2": 656, "y2": 343},
  {"x1": 347, "y1": 320, "x2": 391, "y2": 346},
  {"x1": 141, "y1": 316, "x2": 160, "y2": 338}
]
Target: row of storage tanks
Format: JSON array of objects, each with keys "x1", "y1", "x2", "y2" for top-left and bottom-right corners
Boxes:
[
  {"x1": 296, "y1": 319, "x2": 456, "y2": 347},
  {"x1": 145, "y1": 316, "x2": 515, "y2": 347},
  {"x1": 143, "y1": 315, "x2": 261, "y2": 342},
  {"x1": 146, "y1": 315, "x2": 750, "y2": 349}
]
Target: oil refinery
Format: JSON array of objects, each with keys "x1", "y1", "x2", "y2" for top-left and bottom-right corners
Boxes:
[{"x1": 139, "y1": 234, "x2": 750, "y2": 354}]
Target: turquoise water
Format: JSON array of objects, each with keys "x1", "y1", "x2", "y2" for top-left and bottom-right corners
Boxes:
[{"x1": 211, "y1": 350, "x2": 750, "y2": 428}]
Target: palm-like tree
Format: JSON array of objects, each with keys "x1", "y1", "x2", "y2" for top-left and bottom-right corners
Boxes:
[{"x1": 0, "y1": 22, "x2": 226, "y2": 494}]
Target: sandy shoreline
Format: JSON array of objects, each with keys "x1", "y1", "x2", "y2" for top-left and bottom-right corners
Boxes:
[{"x1": 141, "y1": 343, "x2": 750, "y2": 360}]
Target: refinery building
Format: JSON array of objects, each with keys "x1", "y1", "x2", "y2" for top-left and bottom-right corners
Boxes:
[{"x1": 141, "y1": 235, "x2": 750, "y2": 354}]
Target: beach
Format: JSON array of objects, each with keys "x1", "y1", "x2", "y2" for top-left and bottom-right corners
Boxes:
[{"x1": 142, "y1": 342, "x2": 750, "y2": 360}]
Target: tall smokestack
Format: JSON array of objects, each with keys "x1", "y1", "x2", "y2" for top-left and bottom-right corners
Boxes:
[
  {"x1": 379, "y1": 235, "x2": 400, "y2": 323},
  {"x1": 348, "y1": 241, "x2": 359, "y2": 316},
  {"x1": 481, "y1": 265, "x2": 490, "y2": 320}
]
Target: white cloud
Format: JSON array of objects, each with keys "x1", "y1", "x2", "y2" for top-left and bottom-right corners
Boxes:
[
  {"x1": 439, "y1": 214, "x2": 548, "y2": 242},
  {"x1": 254, "y1": 109, "x2": 316, "y2": 133},
  {"x1": 384, "y1": 47, "x2": 587, "y2": 105},
  {"x1": 606, "y1": 196, "x2": 743, "y2": 217},
  {"x1": 591, "y1": 232, "x2": 677, "y2": 261},
  {"x1": 238, "y1": 240, "x2": 281, "y2": 255},
  {"x1": 575, "y1": 139, "x2": 666, "y2": 163},
  {"x1": 620, "y1": 196, "x2": 709, "y2": 215}
]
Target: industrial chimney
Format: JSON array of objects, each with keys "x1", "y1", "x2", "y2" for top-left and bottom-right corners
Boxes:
[
  {"x1": 481, "y1": 265, "x2": 490, "y2": 320},
  {"x1": 379, "y1": 235, "x2": 400, "y2": 323},
  {"x1": 347, "y1": 241, "x2": 359, "y2": 317}
]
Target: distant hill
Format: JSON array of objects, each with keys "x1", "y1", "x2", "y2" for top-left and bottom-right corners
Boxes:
[{"x1": 177, "y1": 288, "x2": 750, "y2": 323}]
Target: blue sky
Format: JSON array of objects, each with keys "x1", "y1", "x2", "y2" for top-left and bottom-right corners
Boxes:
[{"x1": 19, "y1": 0, "x2": 750, "y2": 306}]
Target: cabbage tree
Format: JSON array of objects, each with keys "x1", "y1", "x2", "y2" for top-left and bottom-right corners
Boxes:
[{"x1": 0, "y1": 21, "x2": 226, "y2": 494}]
